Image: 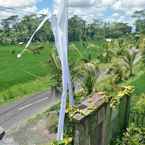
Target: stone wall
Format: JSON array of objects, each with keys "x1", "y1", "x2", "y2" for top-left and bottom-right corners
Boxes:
[{"x1": 71, "y1": 93, "x2": 131, "y2": 145}]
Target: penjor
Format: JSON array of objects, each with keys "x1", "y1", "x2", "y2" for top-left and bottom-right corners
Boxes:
[{"x1": 17, "y1": 0, "x2": 96, "y2": 141}]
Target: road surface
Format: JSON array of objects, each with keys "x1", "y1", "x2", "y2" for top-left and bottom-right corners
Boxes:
[{"x1": 0, "y1": 91, "x2": 58, "y2": 131}]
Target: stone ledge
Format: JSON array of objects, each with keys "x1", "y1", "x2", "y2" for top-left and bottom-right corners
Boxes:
[{"x1": 72, "y1": 93, "x2": 106, "y2": 123}]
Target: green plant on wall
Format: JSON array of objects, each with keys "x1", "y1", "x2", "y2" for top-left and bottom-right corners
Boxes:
[
  {"x1": 51, "y1": 137, "x2": 72, "y2": 145},
  {"x1": 66, "y1": 105, "x2": 86, "y2": 120},
  {"x1": 105, "y1": 86, "x2": 134, "y2": 109}
]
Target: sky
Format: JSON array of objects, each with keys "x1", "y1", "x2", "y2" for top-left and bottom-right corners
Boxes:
[{"x1": 0, "y1": 0, "x2": 145, "y2": 25}]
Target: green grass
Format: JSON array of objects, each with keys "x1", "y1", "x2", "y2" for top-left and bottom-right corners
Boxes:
[
  {"x1": 0, "y1": 41, "x2": 104, "y2": 105},
  {"x1": 126, "y1": 70, "x2": 145, "y2": 106},
  {"x1": 0, "y1": 41, "x2": 103, "y2": 91},
  {"x1": 0, "y1": 43, "x2": 52, "y2": 91},
  {"x1": 130, "y1": 71, "x2": 145, "y2": 95},
  {"x1": 0, "y1": 42, "x2": 57, "y2": 105}
]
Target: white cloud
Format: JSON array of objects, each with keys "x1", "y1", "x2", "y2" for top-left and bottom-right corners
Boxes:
[
  {"x1": 0, "y1": 0, "x2": 37, "y2": 8},
  {"x1": 102, "y1": 0, "x2": 116, "y2": 6},
  {"x1": 0, "y1": 0, "x2": 145, "y2": 24},
  {"x1": 69, "y1": 0, "x2": 145, "y2": 24},
  {"x1": 0, "y1": 0, "x2": 39, "y2": 20},
  {"x1": 112, "y1": 0, "x2": 145, "y2": 14},
  {"x1": 69, "y1": 6, "x2": 105, "y2": 23},
  {"x1": 112, "y1": 13, "x2": 120, "y2": 17}
]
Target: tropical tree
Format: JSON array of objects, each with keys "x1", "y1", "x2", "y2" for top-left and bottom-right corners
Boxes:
[
  {"x1": 72, "y1": 60, "x2": 100, "y2": 96},
  {"x1": 68, "y1": 15, "x2": 85, "y2": 42},
  {"x1": 121, "y1": 48, "x2": 142, "y2": 77},
  {"x1": 133, "y1": 9, "x2": 145, "y2": 34}
]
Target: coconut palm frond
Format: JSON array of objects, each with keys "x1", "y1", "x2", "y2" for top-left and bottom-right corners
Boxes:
[{"x1": 121, "y1": 47, "x2": 142, "y2": 77}]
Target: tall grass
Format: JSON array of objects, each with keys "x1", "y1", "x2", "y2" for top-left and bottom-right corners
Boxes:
[{"x1": 0, "y1": 75, "x2": 55, "y2": 105}]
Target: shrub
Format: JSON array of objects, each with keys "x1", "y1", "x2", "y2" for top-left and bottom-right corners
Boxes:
[
  {"x1": 132, "y1": 94, "x2": 145, "y2": 114},
  {"x1": 111, "y1": 125, "x2": 145, "y2": 145}
]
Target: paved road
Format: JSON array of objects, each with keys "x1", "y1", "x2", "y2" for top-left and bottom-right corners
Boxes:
[{"x1": 0, "y1": 91, "x2": 58, "y2": 131}]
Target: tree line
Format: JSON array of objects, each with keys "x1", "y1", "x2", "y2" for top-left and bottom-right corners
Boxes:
[{"x1": 0, "y1": 9, "x2": 145, "y2": 44}]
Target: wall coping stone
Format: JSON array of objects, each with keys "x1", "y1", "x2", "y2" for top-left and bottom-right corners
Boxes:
[{"x1": 72, "y1": 92, "x2": 106, "y2": 123}]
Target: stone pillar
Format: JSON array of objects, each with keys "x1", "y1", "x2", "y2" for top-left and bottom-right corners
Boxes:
[
  {"x1": 72, "y1": 93, "x2": 131, "y2": 145},
  {"x1": 72, "y1": 93, "x2": 106, "y2": 145}
]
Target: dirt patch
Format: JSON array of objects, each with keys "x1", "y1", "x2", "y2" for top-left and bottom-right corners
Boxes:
[{"x1": 2, "y1": 111, "x2": 58, "y2": 145}]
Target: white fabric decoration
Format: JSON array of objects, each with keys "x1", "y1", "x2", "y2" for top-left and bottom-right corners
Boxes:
[{"x1": 17, "y1": 0, "x2": 96, "y2": 141}]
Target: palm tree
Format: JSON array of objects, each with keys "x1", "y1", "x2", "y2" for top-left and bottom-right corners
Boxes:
[
  {"x1": 73, "y1": 61, "x2": 100, "y2": 96},
  {"x1": 121, "y1": 48, "x2": 142, "y2": 77},
  {"x1": 48, "y1": 50, "x2": 62, "y2": 97}
]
